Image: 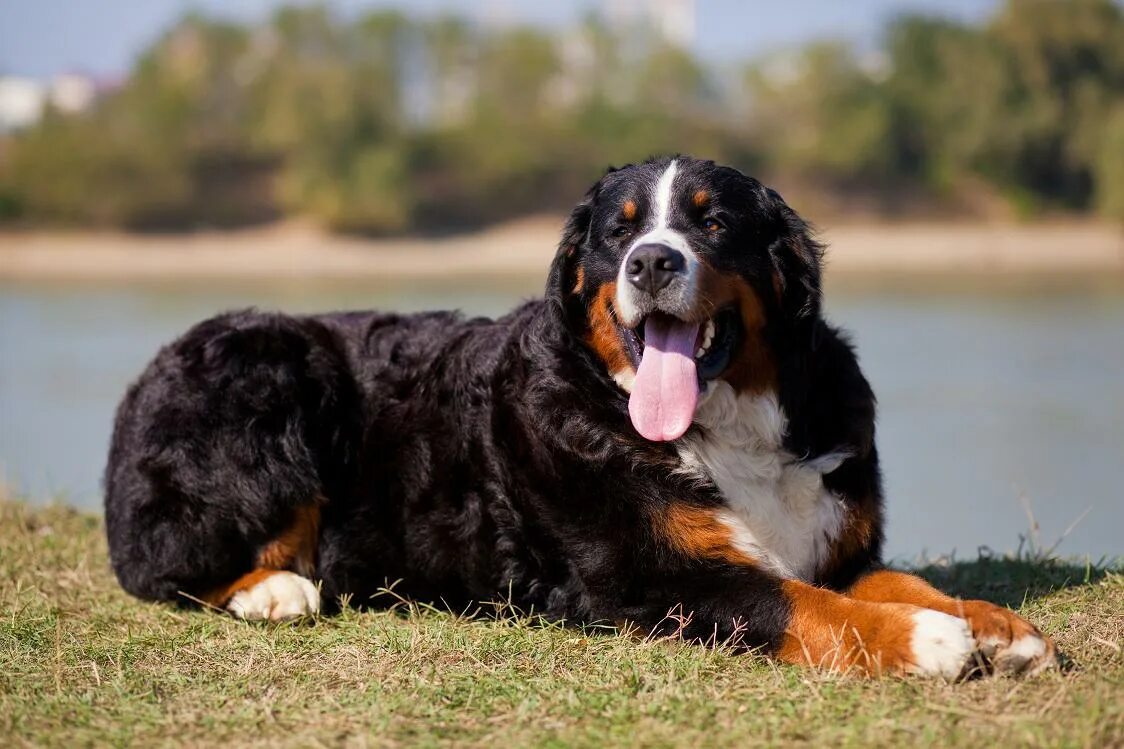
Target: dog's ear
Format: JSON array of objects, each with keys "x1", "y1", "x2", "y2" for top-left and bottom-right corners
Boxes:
[
  {"x1": 766, "y1": 189, "x2": 823, "y2": 327},
  {"x1": 545, "y1": 189, "x2": 595, "y2": 310},
  {"x1": 763, "y1": 189, "x2": 826, "y2": 443}
]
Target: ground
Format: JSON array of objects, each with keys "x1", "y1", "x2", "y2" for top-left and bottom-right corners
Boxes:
[
  {"x1": 1, "y1": 221, "x2": 1121, "y2": 283},
  {"x1": 1, "y1": 502, "x2": 1120, "y2": 748}
]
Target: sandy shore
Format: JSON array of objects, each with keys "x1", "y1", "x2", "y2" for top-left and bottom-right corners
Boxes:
[{"x1": 1, "y1": 218, "x2": 1121, "y2": 283}]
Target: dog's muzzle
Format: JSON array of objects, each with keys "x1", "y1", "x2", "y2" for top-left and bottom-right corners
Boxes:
[{"x1": 617, "y1": 243, "x2": 697, "y2": 328}]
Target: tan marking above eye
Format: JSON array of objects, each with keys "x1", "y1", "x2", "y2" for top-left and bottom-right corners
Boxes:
[
  {"x1": 692, "y1": 190, "x2": 709, "y2": 208},
  {"x1": 622, "y1": 200, "x2": 637, "y2": 221}
]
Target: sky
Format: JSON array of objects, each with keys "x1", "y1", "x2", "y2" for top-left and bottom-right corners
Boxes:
[{"x1": 0, "y1": 0, "x2": 1002, "y2": 80}]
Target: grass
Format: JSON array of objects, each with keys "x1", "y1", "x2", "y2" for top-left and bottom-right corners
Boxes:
[{"x1": 1, "y1": 501, "x2": 1121, "y2": 748}]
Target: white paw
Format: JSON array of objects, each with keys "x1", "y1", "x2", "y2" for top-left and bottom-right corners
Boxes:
[
  {"x1": 995, "y1": 633, "x2": 1055, "y2": 676},
  {"x1": 908, "y1": 609, "x2": 975, "y2": 678},
  {"x1": 227, "y1": 571, "x2": 320, "y2": 621}
]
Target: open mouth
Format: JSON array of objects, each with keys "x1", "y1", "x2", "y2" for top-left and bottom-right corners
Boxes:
[
  {"x1": 619, "y1": 306, "x2": 742, "y2": 442},
  {"x1": 623, "y1": 306, "x2": 741, "y2": 384}
]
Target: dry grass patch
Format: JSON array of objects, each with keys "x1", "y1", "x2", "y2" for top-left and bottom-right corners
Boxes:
[{"x1": 1, "y1": 502, "x2": 1120, "y2": 748}]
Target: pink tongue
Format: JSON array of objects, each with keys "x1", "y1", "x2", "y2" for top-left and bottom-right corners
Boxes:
[{"x1": 628, "y1": 316, "x2": 700, "y2": 441}]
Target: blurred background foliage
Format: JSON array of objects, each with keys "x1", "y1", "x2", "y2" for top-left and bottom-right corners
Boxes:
[{"x1": 1, "y1": 0, "x2": 1122, "y2": 234}]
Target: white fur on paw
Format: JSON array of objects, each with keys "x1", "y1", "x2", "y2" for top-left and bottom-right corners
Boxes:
[
  {"x1": 977, "y1": 635, "x2": 1005, "y2": 659},
  {"x1": 908, "y1": 609, "x2": 975, "y2": 678},
  {"x1": 995, "y1": 633, "x2": 1054, "y2": 676},
  {"x1": 227, "y1": 572, "x2": 320, "y2": 621}
]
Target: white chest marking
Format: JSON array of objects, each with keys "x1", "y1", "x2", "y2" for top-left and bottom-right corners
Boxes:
[{"x1": 676, "y1": 382, "x2": 849, "y2": 580}]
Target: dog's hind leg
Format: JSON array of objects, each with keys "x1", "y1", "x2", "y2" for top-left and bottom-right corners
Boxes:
[
  {"x1": 202, "y1": 502, "x2": 324, "y2": 621},
  {"x1": 103, "y1": 311, "x2": 360, "y2": 619}
]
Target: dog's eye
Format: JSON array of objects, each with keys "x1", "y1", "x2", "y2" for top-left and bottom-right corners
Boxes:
[
  {"x1": 703, "y1": 218, "x2": 724, "y2": 234},
  {"x1": 611, "y1": 226, "x2": 633, "y2": 238}
]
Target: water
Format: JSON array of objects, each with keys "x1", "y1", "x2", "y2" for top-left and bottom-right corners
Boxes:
[{"x1": 2, "y1": 278, "x2": 1121, "y2": 563}]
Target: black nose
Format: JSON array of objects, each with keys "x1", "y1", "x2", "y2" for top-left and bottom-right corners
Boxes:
[{"x1": 626, "y1": 244, "x2": 686, "y2": 295}]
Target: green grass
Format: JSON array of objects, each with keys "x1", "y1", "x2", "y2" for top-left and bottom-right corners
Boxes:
[{"x1": 1, "y1": 502, "x2": 1121, "y2": 748}]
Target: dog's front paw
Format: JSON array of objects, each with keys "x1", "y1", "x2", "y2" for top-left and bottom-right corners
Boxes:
[
  {"x1": 958, "y1": 601, "x2": 1057, "y2": 676},
  {"x1": 227, "y1": 571, "x2": 320, "y2": 621},
  {"x1": 906, "y1": 609, "x2": 975, "y2": 678}
]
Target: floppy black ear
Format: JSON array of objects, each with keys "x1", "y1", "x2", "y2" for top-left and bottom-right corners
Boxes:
[
  {"x1": 545, "y1": 191, "x2": 595, "y2": 310},
  {"x1": 766, "y1": 190, "x2": 824, "y2": 326},
  {"x1": 765, "y1": 191, "x2": 828, "y2": 445}
]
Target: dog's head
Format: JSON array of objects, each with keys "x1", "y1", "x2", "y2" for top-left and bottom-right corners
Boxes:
[{"x1": 547, "y1": 156, "x2": 823, "y2": 442}]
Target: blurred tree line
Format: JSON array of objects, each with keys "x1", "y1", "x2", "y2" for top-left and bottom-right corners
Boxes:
[{"x1": 1, "y1": 0, "x2": 1122, "y2": 233}]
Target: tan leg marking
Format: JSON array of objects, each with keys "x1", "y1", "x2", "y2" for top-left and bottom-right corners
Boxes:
[
  {"x1": 779, "y1": 579, "x2": 973, "y2": 677},
  {"x1": 655, "y1": 506, "x2": 969, "y2": 677},
  {"x1": 848, "y1": 570, "x2": 1057, "y2": 676},
  {"x1": 256, "y1": 502, "x2": 320, "y2": 578},
  {"x1": 655, "y1": 503, "x2": 757, "y2": 566},
  {"x1": 202, "y1": 502, "x2": 323, "y2": 619}
]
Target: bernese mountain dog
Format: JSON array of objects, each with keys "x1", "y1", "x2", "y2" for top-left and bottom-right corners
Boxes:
[{"x1": 104, "y1": 157, "x2": 1057, "y2": 677}]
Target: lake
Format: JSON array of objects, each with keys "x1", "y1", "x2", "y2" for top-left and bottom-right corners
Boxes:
[{"x1": 1, "y1": 277, "x2": 1121, "y2": 564}]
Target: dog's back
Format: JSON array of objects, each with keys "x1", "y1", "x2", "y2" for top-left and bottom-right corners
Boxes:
[{"x1": 103, "y1": 304, "x2": 566, "y2": 610}]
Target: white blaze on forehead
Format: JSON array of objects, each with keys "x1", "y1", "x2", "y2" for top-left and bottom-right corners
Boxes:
[
  {"x1": 634, "y1": 159, "x2": 690, "y2": 255},
  {"x1": 652, "y1": 159, "x2": 679, "y2": 229},
  {"x1": 615, "y1": 159, "x2": 699, "y2": 328}
]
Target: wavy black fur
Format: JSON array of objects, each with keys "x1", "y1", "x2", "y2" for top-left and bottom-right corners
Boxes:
[{"x1": 105, "y1": 157, "x2": 882, "y2": 652}]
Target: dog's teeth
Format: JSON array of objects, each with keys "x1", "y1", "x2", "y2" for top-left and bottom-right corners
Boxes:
[
  {"x1": 700, "y1": 319, "x2": 715, "y2": 350},
  {"x1": 694, "y1": 319, "x2": 717, "y2": 360}
]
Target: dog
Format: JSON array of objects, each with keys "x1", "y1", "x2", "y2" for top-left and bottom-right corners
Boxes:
[{"x1": 104, "y1": 156, "x2": 1056, "y2": 677}]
